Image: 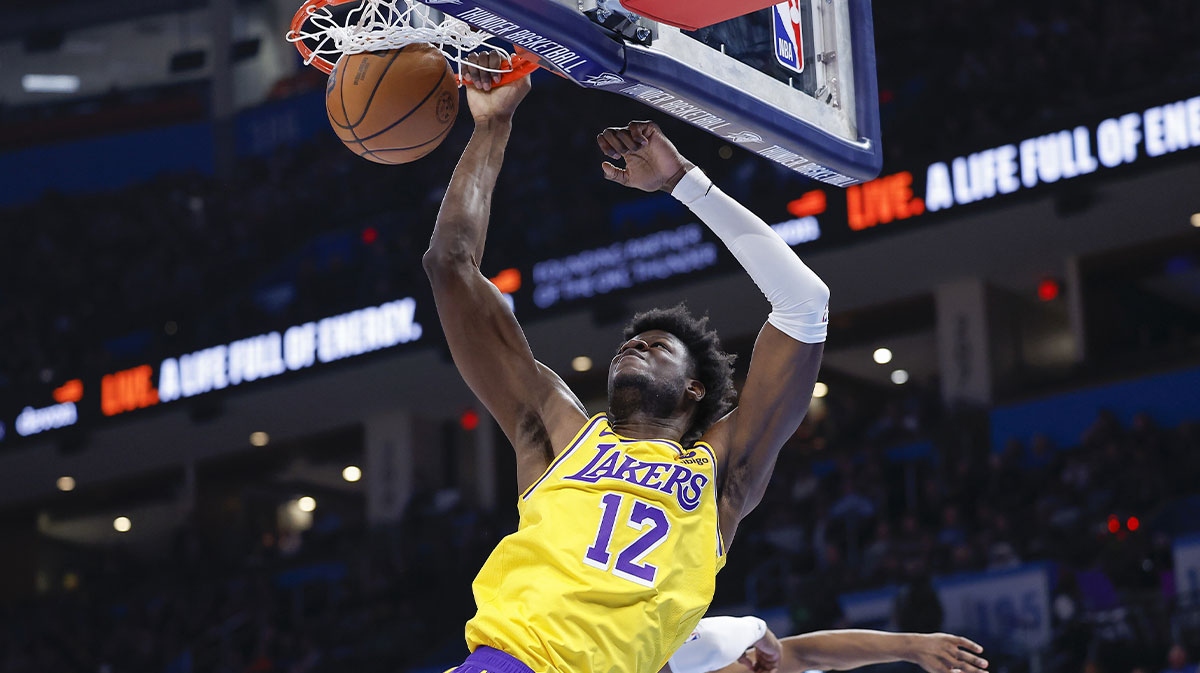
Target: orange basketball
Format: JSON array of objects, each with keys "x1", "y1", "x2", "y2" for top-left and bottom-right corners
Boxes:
[{"x1": 326, "y1": 45, "x2": 459, "y2": 165}]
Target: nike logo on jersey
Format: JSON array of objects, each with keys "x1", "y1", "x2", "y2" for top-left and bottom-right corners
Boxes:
[{"x1": 564, "y1": 444, "x2": 710, "y2": 511}]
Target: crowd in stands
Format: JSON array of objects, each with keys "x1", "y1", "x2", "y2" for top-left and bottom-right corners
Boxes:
[
  {"x1": 747, "y1": 409, "x2": 1198, "y2": 593},
  {"x1": 2, "y1": 398, "x2": 1199, "y2": 673},
  {"x1": 0, "y1": 491, "x2": 501, "y2": 673},
  {"x1": 732, "y1": 409, "x2": 1200, "y2": 673},
  {"x1": 2, "y1": 0, "x2": 1199, "y2": 397},
  {"x1": 872, "y1": 0, "x2": 1200, "y2": 163}
]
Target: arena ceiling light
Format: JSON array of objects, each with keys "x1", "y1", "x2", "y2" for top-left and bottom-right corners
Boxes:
[
  {"x1": 890, "y1": 369, "x2": 910, "y2": 385},
  {"x1": 872, "y1": 348, "x2": 893, "y2": 365},
  {"x1": 56, "y1": 476, "x2": 76, "y2": 492},
  {"x1": 571, "y1": 356, "x2": 593, "y2": 372},
  {"x1": 249, "y1": 431, "x2": 269, "y2": 447},
  {"x1": 812, "y1": 382, "x2": 828, "y2": 398},
  {"x1": 342, "y1": 466, "x2": 362, "y2": 482},
  {"x1": 113, "y1": 516, "x2": 132, "y2": 533},
  {"x1": 1191, "y1": 213, "x2": 1200, "y2": 228},
  {"x1": 21, "y1": 74, "x2": 80, "y2": 93},
  {"x1": 297, "y1": 496, "x2": 316, "y2": 512}
]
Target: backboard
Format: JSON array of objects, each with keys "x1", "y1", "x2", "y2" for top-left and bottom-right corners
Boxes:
[{"x1": 417, "y1": 0, "x2": 882, "y2": 186}]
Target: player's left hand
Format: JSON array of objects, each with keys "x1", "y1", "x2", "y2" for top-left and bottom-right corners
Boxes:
[
  {"x1": 596, "y1": 121, "x2": 695, "y2": 193},
  {"x1": 736, "y1": 627, "x2": 782, "y2": 673},
  {"x1": 906, "y1": 633, "x2": 988, "y2": 673}
]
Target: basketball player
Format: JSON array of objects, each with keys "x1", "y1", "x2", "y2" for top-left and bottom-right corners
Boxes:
[
  {"x1": 423, "y1": 51, "x2": 829, "y2": 673},
  {"x1": 664, "y1": 615, "x2": 987, "y2": 673}
]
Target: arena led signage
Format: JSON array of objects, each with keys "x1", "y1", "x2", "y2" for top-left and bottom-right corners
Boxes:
[
  {"x1": 11, "y1": 378, "x2": 85, "y2": 438},
  {"x1": 519, "y1": 93, "x2": 1198, "y2": 314},
  {"x1": 854, "y1": 94, "x2": 1200, "y2": 227},
  {"x1": 8, "y1": 298, "x2": 423, "y2": 437},
  {"x1": 528, "y1": 218, "x2": 822, "y2": 310},
  {"x1": 111, "y1": 298, "x2": 424, "y2": 415},
  {"x1": 15, "y1": 401, "x2": 79, "y2": 437}
]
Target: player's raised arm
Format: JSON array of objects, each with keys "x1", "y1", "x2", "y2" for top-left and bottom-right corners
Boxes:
[
  {"x1": 597, "y1": 121, "x2": 827, "y2": 547},
  {"x1": 424, "y1": 52, "x2": 586, "y2": 491}
]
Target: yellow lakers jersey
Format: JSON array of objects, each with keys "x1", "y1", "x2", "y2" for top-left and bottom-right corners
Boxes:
[{"x1": 465, "y1": 413, "x2": 726, "y2": 673}]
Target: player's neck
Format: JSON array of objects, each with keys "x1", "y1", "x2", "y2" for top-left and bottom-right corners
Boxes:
[{"x1": 606, "y1": 412, "x2": 688, "y2": 443}]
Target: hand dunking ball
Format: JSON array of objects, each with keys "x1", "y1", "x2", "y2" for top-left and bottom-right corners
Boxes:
[{"x1": 326, "y1": 45, "x2": 459, "y2": 164}]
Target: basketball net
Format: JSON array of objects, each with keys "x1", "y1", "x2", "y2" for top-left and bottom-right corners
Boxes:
[{"x1": 286, "y1": 0, "x2": 538, "y2": 82}]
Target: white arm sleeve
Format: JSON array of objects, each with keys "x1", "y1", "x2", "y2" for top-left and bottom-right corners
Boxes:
[
  {"x1": 672, "y1": 166, "x2": 829, "y2": 344},
  {"x1": 668, "y1": 616, "x2": 768, "y2": 673}
]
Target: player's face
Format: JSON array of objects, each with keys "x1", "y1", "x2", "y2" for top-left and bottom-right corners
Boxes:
[
  {"x1": 611, "y1": 330, "x2": 693, "y2": 376},
  {"x1": 607, "y1": 330, "x2": 698, "y2": 415}
]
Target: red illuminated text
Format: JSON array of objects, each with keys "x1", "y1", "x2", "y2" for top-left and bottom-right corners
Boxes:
[
  {"x1": 846, "y1": 171, "x2": 925, "y2": 231},
  {"x1": 53, "y1": 379, "x2": 83, "y2": 404},
  {"x1": 101, "y1": 365, "x2": 160, "y2": 416},
  {"x1": 787, "y1": 190, "x2": 827, "y2": 218}
]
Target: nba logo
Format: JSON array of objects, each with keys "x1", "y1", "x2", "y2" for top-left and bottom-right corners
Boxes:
[{"x1": 772, "y1": 1, "x2": 804, "y2": 74}]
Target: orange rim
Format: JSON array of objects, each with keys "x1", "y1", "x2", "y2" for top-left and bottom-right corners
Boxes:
[
  {"x1": 288, "y1": 0, "x2": 543, "y2": 83},
  {"x1": 288, "y1": 0, "x2": 360, "y2": 75},
  {"x1": 455, "y1": 48, "x2": 541, "y2": 86}
]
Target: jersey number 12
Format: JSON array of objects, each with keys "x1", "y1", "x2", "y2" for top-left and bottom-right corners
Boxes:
[{"x1": 583, "y1": 493, "x2": 671, "y2": 587}]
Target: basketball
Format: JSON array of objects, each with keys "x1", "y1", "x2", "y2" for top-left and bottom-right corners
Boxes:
[{"x1": 326, "y1": 45, "x2": 459, "y2": 165}]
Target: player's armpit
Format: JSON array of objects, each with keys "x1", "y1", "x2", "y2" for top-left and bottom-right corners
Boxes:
[{"x1": 705, "y1": 322, "x2": 823, "y2": 547}]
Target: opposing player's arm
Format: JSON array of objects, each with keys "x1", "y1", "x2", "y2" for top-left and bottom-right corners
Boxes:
[
  {"x1": 597, "y1": 121, "x2": 828, "y2": 547},
  {"x1": 424, "y1": 53, "x2": 587, "y2": 489},
  {"x1": 663, "y1": 619, "x2": 986, "y2": 673},
  {"x1": 772, "y1": 631, "x2": 987, "y2": 673}
]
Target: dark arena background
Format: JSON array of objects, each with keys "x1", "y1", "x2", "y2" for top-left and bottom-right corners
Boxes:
[{"x1": 2, "y1": 1, "x2": 1200, "y2": 672}]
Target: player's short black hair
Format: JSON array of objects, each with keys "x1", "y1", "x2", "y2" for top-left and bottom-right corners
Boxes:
[{"x1": 624, "y1": 303, "x2": 737, "y2": 448}]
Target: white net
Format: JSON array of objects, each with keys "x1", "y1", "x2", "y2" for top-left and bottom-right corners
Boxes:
[{"x1": 286, "y1": 0, "x2": 514, "y2": 75}]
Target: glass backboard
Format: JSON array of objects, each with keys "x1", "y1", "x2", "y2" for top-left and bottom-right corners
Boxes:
[{"x1": 418, "y1": 0, "x2": 881, "y2": 186}]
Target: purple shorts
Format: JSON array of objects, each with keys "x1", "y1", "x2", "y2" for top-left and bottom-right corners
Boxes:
[{"x1": 449, "y1": 647, "x2": 535, "y2": 673}]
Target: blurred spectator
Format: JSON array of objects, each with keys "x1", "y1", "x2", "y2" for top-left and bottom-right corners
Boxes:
[
  {"x1": 892, "y1": 570, "x2": 944, "y2": 632},
  {"x1": 1163, "y1": 645, "x2": 1197, "y2": 673}
]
